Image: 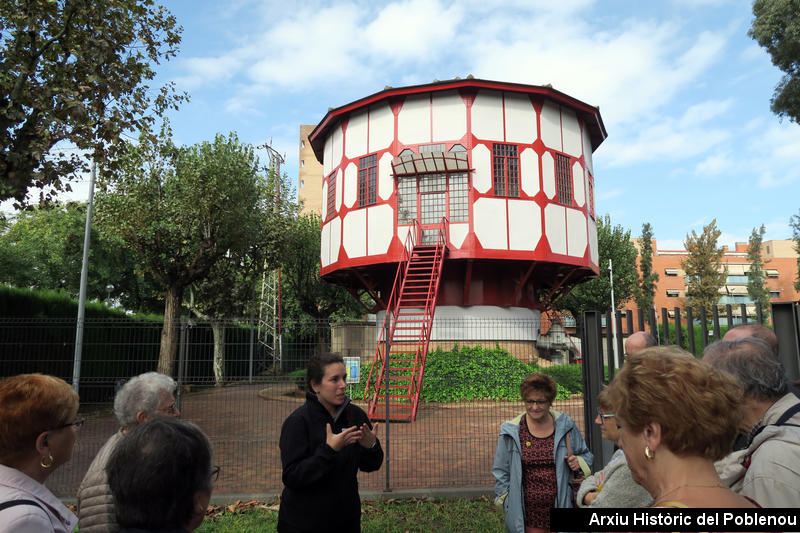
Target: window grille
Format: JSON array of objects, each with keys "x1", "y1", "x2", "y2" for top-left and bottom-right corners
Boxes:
[
  {"x1": 326, "y1": 171, "x2": 336, "y2": 220},
  {"x1": 555, "y1": 153, "x2": 572, "y2": 205},
  {"x1": 492, "y1": 144, "x2": 519, "y2": 197},
  {"x1": 358, "y1": 154, "x2": 378, "y2": 207}
]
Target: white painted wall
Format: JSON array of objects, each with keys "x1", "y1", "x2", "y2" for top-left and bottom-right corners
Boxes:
[
  {"x1": 508, "y1": 200, "x2": 541, "y2": 251},
  {"x1": 343, "y1": 162, "x2": 357, "y2": 208},
  {"x1": 566, "y1": 208, "x2": 587, "y2": 258},
  {"x1": 331, "y1": 125, "x2": 343, "y2": 172},
  {"x1": 474, "y1": 197, "x2": 508, "y2": 250},
  {"x1": 520, "y1": 148, "x2": 540, "y2": 197},
  {"x1": 432, "y1": 91, "x2": 466, "y2": 141},
  {"x1": 505, "y1": 93, "x2": 537, "y2": 144},
  {"x1": 542, "y1": 151, "x2": 556, "y2": 199},
  {"x1": 378, "y1": 152, "x2": 393, "y2": 201},
  {"x1": 540, "y1": 101, "x2": 562, "y2": 152},
  {"x1": 398, "y1": 94, "x2": 430, "y2": 146},
  {"x1": 369, "y1": 103, "x2": 394, "y2": 153},
  {"x1": 572, "y1": 160, "x2": 585, "y2": 207},
  {"x1": 330, "y1": 216, "x2": 341, "y2": 265},
  {"x1": 449, "y1": 222, "x2": 468, "y2": 249},
  {"x1": 545, "y1": 204, "x2": 567, "y2": 255},
  {"x1": 472, "y1": 143, "x2": 492, "y2": 193},
  {"x1": 561, "y1": 108, "x2": 582, "y2": 158},
  {"x1": 321, "y1": 219, "x2": 331, "y2": 267},
  {"x1": 588, "y1": 217, "x2": 598, "y2": 265},
  {"x1": 472, "y1": 90, "x2": 504, "y2": 140},
  {"x1": 343, "y1": 209, "x2": 367, "y2": 258},
  {"x1": 582, "y1": 126, "x2": 594, "y2": 175},
  {"x1": 367, "y1": 204, "x2": 394, "y2": 255},
  {"x1": 345, "y1": 110, "x2": 367, "y2": 159},
  {"x1": 376, "y1": 306, "x2": 541, "y2": 341}
]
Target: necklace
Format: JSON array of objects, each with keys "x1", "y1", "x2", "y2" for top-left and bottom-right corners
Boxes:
[{"x1": 655, "y1": 482, "x2": 726, "y2": 505}]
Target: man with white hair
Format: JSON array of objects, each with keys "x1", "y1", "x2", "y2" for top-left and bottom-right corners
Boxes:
[
  {"x1": 705, "y1": 338, "x2": 800, "y2": 507},
  {"x1": 77, "y1": 372, "x2": 180, "y2": 533}
]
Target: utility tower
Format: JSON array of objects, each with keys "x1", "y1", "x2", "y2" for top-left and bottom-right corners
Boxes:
[{"x1": 257, "y1": 141, "x2": 285, "y2": 373}]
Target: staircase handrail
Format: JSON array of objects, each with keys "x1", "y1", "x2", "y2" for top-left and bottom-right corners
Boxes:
[{"x1": 363, "y1": 219, "x2": 419, "y2": 402}]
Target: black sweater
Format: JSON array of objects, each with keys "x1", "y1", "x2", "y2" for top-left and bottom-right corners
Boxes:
[{"x1": 277, "y1": 392, "x2": 383, "y2": 533}]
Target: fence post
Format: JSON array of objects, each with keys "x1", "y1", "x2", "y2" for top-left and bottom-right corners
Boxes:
[
  {"x1": 700, "y1": 306, "x2": 708, "y2": 350},
  {"x1": 686, "y1": 307, "x2": 695, "y2": 356},
  {"x1": 614, "y1": 311, "x2": 624, "y2": 372},
  {"x1": 740, "y1": 304, "x2": 748, "y2": 324},
  {"x1": 383, "y1": 313, "x2": 392, "y2": 493},
  {"x1": 248, "y1": 312, "x2": 254, "y2": 384},
  {"x1": 605, "y1": 310, "x2": 613, "y2": 372},
  {"x1": 771, "y1": 302, "x2": 800, "y2": 381},
  {"x1": 637, "y1": 309, "x2": 645, "y2": 332},
  {"x1": 581, "y1": 311, "x2": 605, "y2": 467},
  {"x1": 177, "y1": 315, "x2": 187, "y2": 411},
  {"x1": 674, "y1": 307, "x2": 682, "y2": 349},
  {"x1": 649, "y1": 308, "x2": 657, "y2": 340},
  {"x1": 661, "y1": 308, "x2": 669, "y2": 345},
  {"x1": 713, "y1": 306, "x2": 721, "y2": 340},
  {"x1": 726, "y1": 304, "x2": 733, "y2": 329}
]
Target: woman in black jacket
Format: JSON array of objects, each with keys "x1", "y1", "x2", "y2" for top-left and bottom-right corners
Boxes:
[{"x1": 278, "y1": 352, "x2": 383, "y2": 533}]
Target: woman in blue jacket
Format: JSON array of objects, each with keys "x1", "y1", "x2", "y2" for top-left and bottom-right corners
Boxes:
[
  {"x1": 493, "y1": 373, "x2": 592, "y2": 533},
  {"x1": 278, "y1": 352, "x2": 383, "y2": 533}
]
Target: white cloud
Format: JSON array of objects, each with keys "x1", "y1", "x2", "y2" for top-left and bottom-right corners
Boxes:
[{"x1": 693, "y1": 153, "x2": 732, "y2": 177}]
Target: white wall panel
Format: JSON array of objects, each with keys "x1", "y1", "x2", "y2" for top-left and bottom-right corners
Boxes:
[
  {"x1": 520, "y1": 148, "x2": 540, "y2": 197},
  {"x1": 504, "y1": 93, "x2": 537, "y2": 144},
  {"x1": 572, "y1": 160, "x2": 585, "y2": 207},
  {"x1": 369, "y1": 103, "x2": 394, "y2": 152},
  {"x1": 582, "y1": 126, "x2": 594, "y2": 175},
  {"x1": 561, "y1": 108, "x2": 582, "y2": 158},
  {"x1": 472, "y1": 143, "x2": 492, "y2": 193},
  {"x1": 508, "y1": 200, "x2": 541, "y2": 251},
  {"x1": 343, "y1": 162, "x2": 357, "y2": 208},
  {"x1": 343, "y1": 209, "x2": 366, "y2": 258},
  {"x1": 540, "y1": 101, "x2": 562, "y2": 152},
  {"x1": 398, "y1": 94, "x2": 430, "y2": 146},
  {"x1": 432, "y1": 91, "x2": 466, "y2": 142},
  {"x1": 472, "y1": 90, "x2": 504, "y2": 141},
  {"x1": 331, "y1": 125, "x2": 343, "y2": 171},
  {"x1": 397, "y1": 225, "x2": 412, "y2": 250},
  {"x1": 544, "y1": 204, "x2": 566, "y2": 255},
  {"x1": 542, "y1": 151, "x2": 556, "y2": 200},
  {"x1": 588, "y1": 218, "x2": 598, "y2": 265},
  {"x1": 344, "y1": 110, "x2": 367, "y2": 159},
  {"x1": 320, "y1": 219, "x2": 331, "y2": 267},
  {"x1": 474, "y1": 197, "x2": 508, "y2": 250},
  {"x1": 330, "y1": 216, "x2": 341, "y2": 266},
  {"x1": 567, "y1": 208, "x2": 587, "y2": 258},
  {"x1": 323, "y1": 134, "x2": 333, "y2": 176},
  {"x1": 368, "y1": 204, "x2": 394, "y2": 255},
  {"x1": 449, "y1": 222, "x2": 469, "y2": 249},
  {"x1": 378, "y1": 152, "x2": 393, "y2": 201}
]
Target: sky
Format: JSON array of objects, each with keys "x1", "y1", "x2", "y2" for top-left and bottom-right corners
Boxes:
[{"x1": 7, "y1": 0, "x2": 800, "y2": 251}]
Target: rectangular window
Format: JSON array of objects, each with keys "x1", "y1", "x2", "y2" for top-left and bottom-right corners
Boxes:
[
  {"x1": 769, "y1": 291, "x2": 780, "y2": 298},
  {"x1": 765, "y1": 269, "x2": 779, "y2": 278},
  {"x1": 492, "y1": 144, "x2": 519, "y2": 197},
  {"x1": 397, "y1": 176, "x2": 417, "y2": 225},
  {"x1": 449, "y1": 172, "x2": 469, "y2": 222},
  {"x1": 420, "y1": 143, "x2": 446, "y2": 153},
  {"x1": 666, "y1": 289, "x2": 680, "y2": 298},
  {"x1": 326, "y1": 171, "x2": 336, "y2": 220},
  {"x1": 555, "y1": 153, "x2": 572, "y2": 205},
  {"x1": 587, "y1": 173, "x2": 594, "y2": 218},
  {"x1": 358, "y1": 154, "x2": 378, "y2": 207},
  {"x1": 665, "y1": 268, "x2": 679, "y2": 277}
]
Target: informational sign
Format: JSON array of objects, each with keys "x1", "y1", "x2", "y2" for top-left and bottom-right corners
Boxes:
[{"x1": 344, "y1": 357, "x2": 361, "y2": 384}]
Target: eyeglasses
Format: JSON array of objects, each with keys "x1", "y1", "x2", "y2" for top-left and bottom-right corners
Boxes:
[
  {"x1": 596, "y1": 408, "x2": 615, "y2": 425},
  {"x1": 157, "y1": 403, "x2": 179, "y2": 415},
  {"x1": 210, "y1": 465, "x2": 221, "y2": 482},
  {"x1": 52, "y1": 417, "x2": 86, "y2": 431},
  {"x1": 524, "y1": 399, "x2": 550, "y2": 406}
]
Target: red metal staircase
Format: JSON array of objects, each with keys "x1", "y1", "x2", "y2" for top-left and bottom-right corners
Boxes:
[{"x1": 364, "y1": 219, "x2": 448, "y2": 422}]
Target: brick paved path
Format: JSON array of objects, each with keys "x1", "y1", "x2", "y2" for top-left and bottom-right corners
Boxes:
[{"x1": 49, "y1": 383, "x2": 586, "y2": 499}]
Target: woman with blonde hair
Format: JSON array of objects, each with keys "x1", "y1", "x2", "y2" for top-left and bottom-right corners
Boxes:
[
  {"x1": 0, "y1": 374, "x2": 81, "y2": 532},
  {"x1": 606, "y1": 346, "x2": 759, "y2": 508}
]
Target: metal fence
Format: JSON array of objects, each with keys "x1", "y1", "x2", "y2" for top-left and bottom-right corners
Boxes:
[{"x1": 0, "y1": 315, "x2": 586, "y2": 500}]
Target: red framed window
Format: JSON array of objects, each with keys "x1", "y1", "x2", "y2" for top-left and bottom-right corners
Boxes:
[
  {"x1": 555, "y1": 153, "x2": 573, "y2": 206},
  {"x1": 326, "y1": 171, "x2": 336, "y2": 220},
  {"x1": 492, "y1": 144, "x2": 519, "y2": 197},
  {"x1": 358, "y1": 153, "x2": 378, "y2": 207}
]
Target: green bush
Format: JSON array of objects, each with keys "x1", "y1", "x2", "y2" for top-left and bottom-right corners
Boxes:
[
  {"x1": 540, "y1": 364, "x2": 583, "y2": 394},
  {"x1": 288, "y1": 368, "x2": 307, "y2": 390}
]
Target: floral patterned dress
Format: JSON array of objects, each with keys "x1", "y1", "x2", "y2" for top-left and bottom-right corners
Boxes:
[{"x1": 519, "y1": 416, "x2": 557, "y2": 530}]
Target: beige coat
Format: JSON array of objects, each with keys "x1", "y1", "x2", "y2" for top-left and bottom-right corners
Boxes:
[{"x1": 77, "y1": 430, "x2": 124, "y2": 533}]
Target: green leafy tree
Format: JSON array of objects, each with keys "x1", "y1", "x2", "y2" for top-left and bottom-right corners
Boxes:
[
  {"x1": 185, "y1": 169, "x2": 295, "y2": 385},
  {"x1": 749, "y1": 0, "x2": 800, "y2": 124},
  {"x1": 0, "y1": 0, "x2": 185, "y2": 207},
  {"x1": 96, "y1": 128, "x2": 274, "y2": 376},
  {"x1": 0, "y1": 202, "x2": 159, "y2": 310},
  {"x1": 556, "y1": 214, "x2": 639, "y2": 318},
  {"x1": 682, "y1": 219, "x2": 727, "y2": 313},
  {"x1": 280, "y1": 213, "x2": 365, "y2": 351},
  {"x1": 746, "y1": 224, "x2": 771, "y2": 318},
  {"x1": 791, "y1": 209, "x2": 800, "y2": 291},
  {"x1": 635, "y1": 222, "x2": 659, "y2": 322}
]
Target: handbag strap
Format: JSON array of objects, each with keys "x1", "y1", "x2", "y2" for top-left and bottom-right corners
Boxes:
[{"x1": 0, "y1": 499, "x2": 44, "y2": 512}]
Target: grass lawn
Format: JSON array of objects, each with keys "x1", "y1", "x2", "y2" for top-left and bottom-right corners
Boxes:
[{"x1": 196, "y1": 498, "x2": 505, "y2": 533}]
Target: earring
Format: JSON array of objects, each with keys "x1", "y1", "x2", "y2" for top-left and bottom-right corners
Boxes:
[
  {"x1": 644, "y1": 446, "x2": 654, "y2": 460},
  {"x1": 40, "y1": 454, "x2": 54, "y2": 469}
]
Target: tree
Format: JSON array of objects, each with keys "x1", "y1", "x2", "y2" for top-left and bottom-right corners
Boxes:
[
  {"x1": 634, "y1": 222, "x2": 659, "y2": 322},
  {"x1": 0, "y1": 0, "x2": 185, "y2": 207},
  {"x1": 682, "y1": 219, "x2": 726, "y2": 313},
  {"x1": 556, "y1": 214, "x2": 639, "y2": 318},
  {"x1": 749, "y1": 0, "x2": 800, "y2": 124},
  {"x1": 280, "y1": 213, "x2": 366, "y2": 351},
  {"x1": 96, "y1": 129, "x2": 276, "y2": 376},
  {"x1": 746, "y1": 224, "x2": 771, "y2": 318},
  {"x1": 185, "y1": 169, "x2": 294, "y2": 385},
  {"x1": 0, "y1": 202, "x2": 159, "y2": 310},
  {"x1": 791, "y1": 209, "x2": 800, "y2": 291}
]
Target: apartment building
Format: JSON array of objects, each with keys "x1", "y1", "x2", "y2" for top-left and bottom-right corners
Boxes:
[
  {"x1": 622, "y1": 239, "x2": 800, "y2": 320},
  {"x1": 298, "y1": 124, "x2": 324, "y2": 216}
]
